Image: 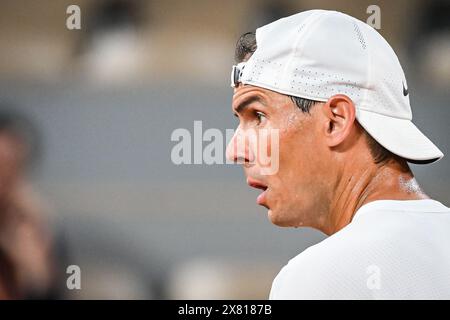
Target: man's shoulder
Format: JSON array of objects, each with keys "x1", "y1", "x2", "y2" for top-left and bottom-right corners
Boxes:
[
  {"x1": 285, "y1": 227, "x2": 374, "y2": 273},
  {"x1": 288, "y1": 217, "x2": 392, "y2": 263},
  {"x1": 270, "y1": 233, "x2": 373, "y2": 298},
  {"x1": 286, "y1": 199, "x2": 450, "y2": 270},
  {"x1": 270, "y1": 201, "x2": 450, "y2": 299},
  {"x1": 269, "y1": 219, "x2": 406, "y2": 299},
  {"x1": 270, "y1": 200, "x2": 450, "y2": 299},
  {"x1": 286, "y1": 206, "x2": 428, "y2": 269}
]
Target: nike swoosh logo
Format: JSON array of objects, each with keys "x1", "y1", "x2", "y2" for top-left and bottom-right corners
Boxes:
[{"x1": 403, "y1": 81, "x2": 409, "y2": 96}]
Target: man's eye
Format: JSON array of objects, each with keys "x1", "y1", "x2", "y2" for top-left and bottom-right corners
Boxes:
[{"x1": 255, "y1": 111, "x2": 266, "y2": 124}]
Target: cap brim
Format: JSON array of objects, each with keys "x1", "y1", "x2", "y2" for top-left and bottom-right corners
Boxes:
[{"x1": 356, "y1": 109, "x2": 444, "y2": 164}]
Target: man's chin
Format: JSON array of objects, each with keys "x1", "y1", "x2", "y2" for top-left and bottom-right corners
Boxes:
[{"x1": 267, "y1": 209, "x2": 292, "y2": 227}]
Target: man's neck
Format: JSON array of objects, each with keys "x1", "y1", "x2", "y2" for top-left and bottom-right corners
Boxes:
[{"x1": 323, "y1": 158, "x2": 429, "y2": 235}]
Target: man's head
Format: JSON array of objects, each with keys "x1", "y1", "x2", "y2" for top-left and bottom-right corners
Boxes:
[
  {"x1": 228, "y1": 32, "x2": 396, "y2": 229},
  {"x1": 226, "y1": 10, "x2": 443, "y2": 230}
]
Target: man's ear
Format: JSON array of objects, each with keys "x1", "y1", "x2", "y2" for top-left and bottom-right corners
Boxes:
[{"x1": 321, "y1": 94, "x2": 356, "y2": 147}]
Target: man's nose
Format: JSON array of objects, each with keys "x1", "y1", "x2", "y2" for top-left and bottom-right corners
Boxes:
[{"x1": 226, "y1": 129, "x2": 255, "y2": 164}]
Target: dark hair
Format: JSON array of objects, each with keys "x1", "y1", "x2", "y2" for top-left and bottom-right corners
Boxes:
[
  {"x1": 234, "y1": 32, "x2": 258, "y2": 63},
  {"x1": 234, "y1": 31, "x2": 395, "y2": 165},
  {"x1": 364, "y1": 130, "x2": 396, "y2": 165}
]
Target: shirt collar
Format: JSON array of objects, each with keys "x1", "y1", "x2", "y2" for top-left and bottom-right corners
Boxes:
[{"x1": 352, "y1": 199, "x2": 449, "y2": 222}]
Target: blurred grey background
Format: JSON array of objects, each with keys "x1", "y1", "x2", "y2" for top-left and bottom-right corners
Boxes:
[{"x1": 0, "y1": 0, "x2": 448, "y2": 299}]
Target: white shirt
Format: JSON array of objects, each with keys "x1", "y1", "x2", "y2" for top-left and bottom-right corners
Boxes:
[{"x1": 269, "y1": 199, "x2": 450, "y2": 299}]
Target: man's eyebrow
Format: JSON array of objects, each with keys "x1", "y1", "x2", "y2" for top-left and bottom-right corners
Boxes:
[{"x1": 233, "y1": 95, "x2": 265, "y2": 114}]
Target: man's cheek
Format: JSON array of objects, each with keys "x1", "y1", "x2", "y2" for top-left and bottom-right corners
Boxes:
[{"x1": 256, "y1": 128, "x2": 280, "y2": 176}]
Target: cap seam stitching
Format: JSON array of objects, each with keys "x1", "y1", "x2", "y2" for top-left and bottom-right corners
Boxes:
[
  {"x1": 361, "y1": 22, "x2": 372, "y2": 116},
  {"x1": 280, "y1": 11, "x2": 329, "y2": 89}
]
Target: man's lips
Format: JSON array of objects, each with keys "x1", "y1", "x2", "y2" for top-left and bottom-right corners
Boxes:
[{"x1": 246, "y1": 177, "x2": 269, "y2": 206}]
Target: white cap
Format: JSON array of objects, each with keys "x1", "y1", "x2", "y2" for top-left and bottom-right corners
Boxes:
[{"x1": 231, "y1": 10, "x2": 444, "y2": 164}]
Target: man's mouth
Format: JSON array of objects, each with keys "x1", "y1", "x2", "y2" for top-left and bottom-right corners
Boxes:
[{"x1": 246, "y1": 177, "x2": 269, "y2": 207}]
